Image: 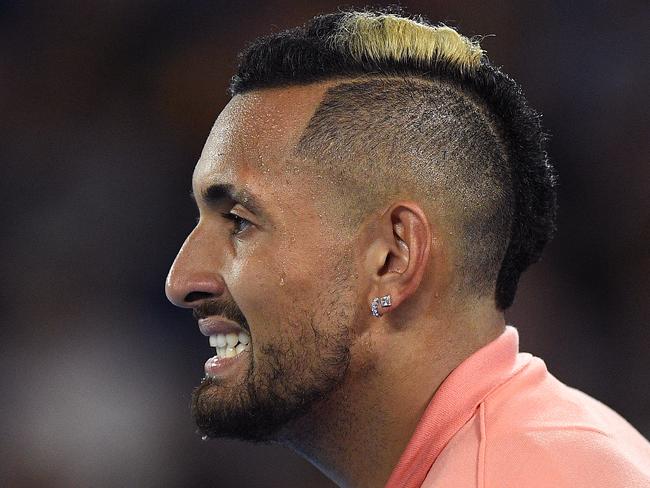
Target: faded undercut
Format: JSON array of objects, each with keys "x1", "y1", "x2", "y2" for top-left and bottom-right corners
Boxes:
[{"x1": 229, "y1": 9, "x2": 558, "y2": 310}]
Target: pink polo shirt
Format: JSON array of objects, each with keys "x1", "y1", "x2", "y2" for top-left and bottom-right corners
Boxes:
[{"x1": 385, "y1": 326, "x2": 650, "y2": 487}]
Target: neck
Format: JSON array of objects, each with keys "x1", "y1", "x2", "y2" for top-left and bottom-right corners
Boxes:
[{"x1": 277, "y1": 303, "x2": 506, "y2": 487}]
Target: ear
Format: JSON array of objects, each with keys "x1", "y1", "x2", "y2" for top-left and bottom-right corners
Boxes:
[{"x1": 363, "y1": 201, "x2": 432, "y2": 316}]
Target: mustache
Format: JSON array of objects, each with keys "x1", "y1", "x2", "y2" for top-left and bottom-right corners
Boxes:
[{"x1": 192, "y1": 299, "x2": 249, "y2": 332}]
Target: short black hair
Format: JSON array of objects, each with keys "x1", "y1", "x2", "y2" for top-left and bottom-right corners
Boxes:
[{"x1": 229, "y1": 9, "x2": 558, "y2": 310}]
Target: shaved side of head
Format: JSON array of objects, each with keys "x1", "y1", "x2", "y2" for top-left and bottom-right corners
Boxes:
[{"x1": 294, "y1": 76, "x2": 512, "y2": 303}]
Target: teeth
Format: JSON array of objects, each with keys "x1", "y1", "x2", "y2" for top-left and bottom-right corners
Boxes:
[
  {"x1": 226, "y1": 333, "x2": 239, "y2": 347},
  {"x1": 209, "y1": 332, "x2": 252, "y2": 359},
  {"x1": 213, "y1": 343, "x2": 250, "y2": 359},
  {"x1": 209, "y1": 334, "x2": 230, "y2": 348},
  {"x1": 215, "y1": 334, "x2": 227, "y2": 348}
]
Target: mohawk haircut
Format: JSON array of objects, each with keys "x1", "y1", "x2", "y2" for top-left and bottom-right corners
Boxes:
[{"x1": 229, "y1": 10, "x2": 558, "y2": 310}]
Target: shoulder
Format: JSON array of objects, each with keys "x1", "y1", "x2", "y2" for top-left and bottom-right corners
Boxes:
[
  {"x1": 484, "y1": 426, "x2": 650, "y2": 488},
  {"x1": 480, "y1": 357, "x2": 650, "y2": 487}
]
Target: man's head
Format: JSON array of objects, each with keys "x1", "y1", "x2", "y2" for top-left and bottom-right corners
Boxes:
[{"x1": 165, "y1": 9, "x2": 557, "y2": 444}]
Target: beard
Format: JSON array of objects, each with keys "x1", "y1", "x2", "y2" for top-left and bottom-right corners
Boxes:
[
  {"x1": 191, "y1": 318, "x2": 351, "y2": 442},
  {"x1": 191, "y1": 255, "x2": 356, "y2": 443}
]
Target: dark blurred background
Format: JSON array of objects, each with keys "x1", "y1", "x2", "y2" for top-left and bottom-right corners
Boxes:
[{"x1": 1, "y1": 1, "x2": 648, "y2": 487}]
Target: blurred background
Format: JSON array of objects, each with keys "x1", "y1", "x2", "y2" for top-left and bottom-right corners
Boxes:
[{"x1": 1, "y1": 1, "x2": 648, "y2": 486}]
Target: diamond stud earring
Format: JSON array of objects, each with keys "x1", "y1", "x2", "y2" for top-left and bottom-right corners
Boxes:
[
  {"x1": 370, "y1": 298, "x2": 381, "y2": 317},
  {"x1": 370, "y1": 294, "x2": 392, "y2": 317}
]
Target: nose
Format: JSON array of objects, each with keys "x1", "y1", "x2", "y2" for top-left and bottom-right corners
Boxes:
[{"x1": 165, "y1": 229, "x2": 225, "y2": 308}]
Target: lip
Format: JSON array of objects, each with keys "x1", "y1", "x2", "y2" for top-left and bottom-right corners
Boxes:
[
  {"x1": 198, "y1": 317, "x2": 246, "y2": 337},
  {"x1": 204, "y1": 350, "x2": 250, "y2": 378}
]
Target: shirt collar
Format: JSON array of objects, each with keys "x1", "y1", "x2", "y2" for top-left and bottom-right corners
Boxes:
[{"x1": 385, "y1": 325, "x2": 528, "y2": 488}]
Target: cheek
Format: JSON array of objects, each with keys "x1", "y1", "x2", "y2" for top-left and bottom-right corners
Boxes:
[
  {"x1": 231, "y1": 247, "x2": 332, "y2": 326},
  {"x1": 226, "y1": 248, "x2": 306, "y2": 324}
]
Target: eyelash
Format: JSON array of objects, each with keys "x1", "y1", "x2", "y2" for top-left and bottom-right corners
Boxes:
[{"x1": 220, "y1": 212, "x2": 252, "y2": 235}]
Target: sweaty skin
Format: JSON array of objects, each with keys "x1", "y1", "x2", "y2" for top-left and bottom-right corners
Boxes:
[{"x1": 166, "y1": 82, "x2": 505, "y2": 488}]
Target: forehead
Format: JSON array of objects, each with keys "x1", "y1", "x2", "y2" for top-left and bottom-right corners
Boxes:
[{"x1": 192, "y1": 84, "x2": 331, "y2": 199}]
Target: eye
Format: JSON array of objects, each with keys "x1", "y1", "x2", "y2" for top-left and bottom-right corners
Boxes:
[{"x1": 221, "y1": 212, "x2": 252, "y2": 236}]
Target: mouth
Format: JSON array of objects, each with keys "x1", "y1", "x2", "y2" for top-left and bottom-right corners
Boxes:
[
  {"x1": 198, "y1": 317, "x2": 251, "y2": 378},
  {"x1": 208, "y1": 331, "x2": 251, "y2": 359}
]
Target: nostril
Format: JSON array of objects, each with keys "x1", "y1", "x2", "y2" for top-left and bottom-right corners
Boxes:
[{"x1": 185, "y1": 291, "x2": 214, "y2": 304}]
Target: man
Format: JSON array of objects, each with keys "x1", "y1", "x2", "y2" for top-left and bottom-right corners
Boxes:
[{"x1": 165, "y1": 9, "x2": 650, "y2": 488}]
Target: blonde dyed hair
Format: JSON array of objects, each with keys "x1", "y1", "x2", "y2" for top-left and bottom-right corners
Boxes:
[{"x1": 330, "y1": 12, "x2": 484, "y2": 73}]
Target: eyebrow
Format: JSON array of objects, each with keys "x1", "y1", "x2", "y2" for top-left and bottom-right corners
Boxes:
[{"x1": 189, "y1": 183, "x2": 266, "y2": 217}]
